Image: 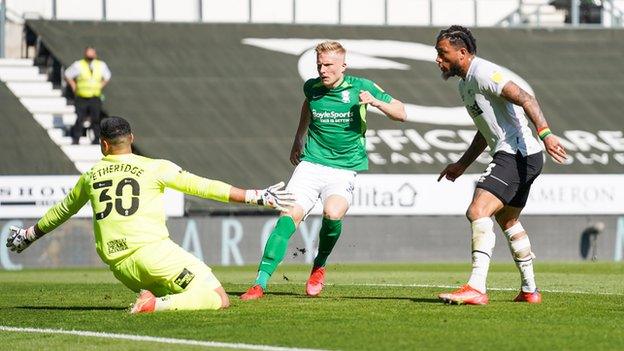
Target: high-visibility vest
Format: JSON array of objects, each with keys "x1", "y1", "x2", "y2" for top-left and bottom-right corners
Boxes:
[{"x1": 75, "y1": 59, "x2": 104, "y2": 98}]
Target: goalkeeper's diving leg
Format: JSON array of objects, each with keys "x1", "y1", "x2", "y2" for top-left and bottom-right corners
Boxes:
[
  {"x1": 131, "y1": 274, "x2": 229, "y2": 314},
  {"x1": 112, "y1": 239, "x2": 229, "y2": 314}
]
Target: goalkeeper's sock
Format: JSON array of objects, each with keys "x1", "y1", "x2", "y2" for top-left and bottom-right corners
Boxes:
[
  {"x1": 312, "y1": 218, "x2": 342, "y2": 268},
  {"x1": 255, "y1": 216, "x2": 297, "y2": 289},
  {"x1": 159, "y1": 277, "x2": 223, "y2": 311}
]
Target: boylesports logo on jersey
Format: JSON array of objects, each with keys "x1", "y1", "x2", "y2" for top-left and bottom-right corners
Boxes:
[
  {"x1": 341, "y1": 91, "x2": 350, "y2": 103},
  {"x1": 311, "y1": 109, "x2": 354, "y2": 120}
]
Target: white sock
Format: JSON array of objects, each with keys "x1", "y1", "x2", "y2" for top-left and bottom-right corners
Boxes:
[
  {"x1": 154, "y1": 296, "x2": 172, "y2": 311},
  {"x1": 517, "y1": 259, "x2": 536, "y2": 293},
  {"x1": 504, "y1": 222, "x2": 537, "y2": 293},
  {"x1": 467, "y1": 217, "x2": 496, "y2": 294}
]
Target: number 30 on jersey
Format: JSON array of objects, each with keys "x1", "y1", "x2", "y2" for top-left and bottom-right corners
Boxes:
[{"x1": 93, "y1": 177, "x2": 141, "y2": 220}]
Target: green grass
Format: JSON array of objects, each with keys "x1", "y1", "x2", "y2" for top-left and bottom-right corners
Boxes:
[{"x1": 0, "y1": 263, "x2": 623, "y2": 350}]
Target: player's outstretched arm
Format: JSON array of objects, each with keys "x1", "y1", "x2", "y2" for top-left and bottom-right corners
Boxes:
[
  {"x1": 500, "y1": 81, "x2": 567, "y2": 164},
  {"x1": 8, "y1": 175, "x2": 90, "y2": 253},
  {"x1": 6, "y1": 224, "x2": 46, "y2": 253},
  {"x1": 164, "y1": 170, "x2": 295, "y2": 212},
  {"x1": 358, "y1": 91, "x2": 407, "y2": 122},
  {"x1": 438, "y1": 130, "x2": 487, "y2": 182},
  {"x1": 290, "y1": 99, "x2": 311, "y2": 166}
]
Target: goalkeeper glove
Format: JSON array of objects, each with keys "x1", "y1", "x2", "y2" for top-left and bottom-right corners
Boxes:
[
  {"x1": 6, "y1": 226, "x2": 39, "y2": 253},
  {"x1": 245, "y1": 181, "x2": 296, "y2": 212}
]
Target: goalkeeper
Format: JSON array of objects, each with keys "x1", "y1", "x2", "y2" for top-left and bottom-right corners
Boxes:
[{"x1": 6, "y1": 116, "x2": 294, "y2": 313}]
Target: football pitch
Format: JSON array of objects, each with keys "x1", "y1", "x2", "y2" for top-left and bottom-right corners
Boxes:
[{"x1": 0, "y1": 263, "x2": 622, "y2": 351}]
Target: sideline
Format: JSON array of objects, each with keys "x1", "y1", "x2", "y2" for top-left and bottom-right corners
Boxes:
[{"x1": 0, "y1": 326, "x2": 329, "y2": 351}]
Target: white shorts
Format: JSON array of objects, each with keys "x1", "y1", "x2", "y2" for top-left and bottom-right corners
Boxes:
[{"x1": 286, "y1": 161, "x2": 357, "y2": 216}]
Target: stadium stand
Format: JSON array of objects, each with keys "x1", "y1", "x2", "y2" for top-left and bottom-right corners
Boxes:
[
  {"x1": 0, "y1": 62, "x2": 76, "y2": 175},
  {"x1": 15, "y1": 20, "x2": 624, "y2": 211}
]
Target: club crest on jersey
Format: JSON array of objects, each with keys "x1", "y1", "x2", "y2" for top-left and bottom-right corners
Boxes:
[{"x1": 341, "y1": 91, "x2": 350, "y2": 103}]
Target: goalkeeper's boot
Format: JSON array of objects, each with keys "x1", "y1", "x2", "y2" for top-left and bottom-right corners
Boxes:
[
  {"x1": 438, "y1": 284, "x2": 489, "y2": 305},
  {"x1": 130, "y1": 290, "x2": 156, "y2": 314},
  {"x1": 513, "y1": 289, "x2": 542, "y2": 304},
  {"x1": 240, "y1": 285, "x2": 264, "y2": 301},
  {"x1": 306, "y1": 266, "x2": 326, "y2": 297}
]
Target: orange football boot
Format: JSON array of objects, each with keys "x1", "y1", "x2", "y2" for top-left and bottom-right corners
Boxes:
[
  {"x1": 513, "y1": 290, "x2": 542, "y2": 304},
  {"x1": 306, "y1": 266, "x2": 326, "y2": 297},
  {"x1": 438, "y1": 284, "x2": 489, "y2": 305},
  {"x1": 130, "y1": 290, "x2": 156, "y2": 314},
  {"x1": 240, "y1": 285, "x2": 264, "y2": 300}
]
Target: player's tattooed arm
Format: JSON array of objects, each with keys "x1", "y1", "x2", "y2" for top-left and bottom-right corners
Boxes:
[
  {"x1": 500, "y1": 81, "x2": 567, "y2": 164},
  {"x1": 500, "y1": 81, "x2": 547, "y2": 130}
]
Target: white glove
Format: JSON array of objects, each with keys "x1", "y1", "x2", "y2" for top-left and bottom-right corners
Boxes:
[
  {"x1": 6, "y1": 226, "x2": 38, "y2": 253},
  {"x1": 245, "y1": 181, "x2": 296, "y2": 212}
]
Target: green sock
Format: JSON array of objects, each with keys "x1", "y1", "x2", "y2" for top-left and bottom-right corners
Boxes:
[
  {"x1": 313, "y1": 217, "x2": 342, "y2": 268},
  {"x1": 255, "y1": 216, "x2": 297, "y2": 289}
]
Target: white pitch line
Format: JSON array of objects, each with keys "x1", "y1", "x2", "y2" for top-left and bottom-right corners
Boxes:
[
  {"x1": 0, "y1": 326, "x2": 329, "y2": 351},
  {"x1": 331, "y1": 283, "x2": 624, "y2": 296}
]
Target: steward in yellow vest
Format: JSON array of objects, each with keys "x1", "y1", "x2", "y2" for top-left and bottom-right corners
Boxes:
[
  {"x1": 64, "y1": 47, "x2": 112, "y2": 145},
  {"x1": 75, "y1": 59, "x2": 105, "y2": 98}
]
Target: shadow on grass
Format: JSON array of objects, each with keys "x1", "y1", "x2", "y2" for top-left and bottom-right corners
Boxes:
[
  {"x1": 229, "y1": 290, "x2": 440, "y2": 303},
  {"x1": 321, "y1": 296, "x2": 441, "y2": 303},
  {"x1": 16, "y1": 306, "x2": 127, "y2": 311},
  {"x1": 230, "y1": 291, "x2": 301, "y2": 297}
]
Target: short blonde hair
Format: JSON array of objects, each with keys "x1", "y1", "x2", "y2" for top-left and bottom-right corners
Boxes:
[{"x1": 315, "y1": 41, "x2": 346, "y2": 55}]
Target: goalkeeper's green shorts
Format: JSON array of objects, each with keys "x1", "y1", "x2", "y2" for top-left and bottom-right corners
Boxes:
[{"x1": 110, "y1": 239, "x2": 221, "y2": 297}]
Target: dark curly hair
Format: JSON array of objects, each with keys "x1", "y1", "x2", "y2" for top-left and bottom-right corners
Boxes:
[
  {"x1": 101, "y1": 116, "x2": 132, "y2": 141},
  {"x1": 436, "y1": 25, "x2": 477, "y2": 54}
]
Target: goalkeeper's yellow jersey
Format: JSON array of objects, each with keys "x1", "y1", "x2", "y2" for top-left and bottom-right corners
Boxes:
[{"x1": 37, "y1": 153, "x2": 232, "y2": 266}]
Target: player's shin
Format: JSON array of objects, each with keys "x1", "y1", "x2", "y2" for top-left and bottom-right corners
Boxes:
[
  {"x1": 255, "y1": 216, "x2": 297, "y2": 289},
  {"x1": 313, "y1": 218, "x2": 342, "y2": 268},
  {"x1": 504, "y1": 222, "x2": 537, "y2": 293},
  {"x1": 467, "y1": 217, "x2": 496, "y2": 293}
]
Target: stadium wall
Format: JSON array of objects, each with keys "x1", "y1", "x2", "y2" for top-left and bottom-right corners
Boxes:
[
  {"x1": 1, "y1": 215, "x2": 622, "y2": 269},
  {"x1": 22, "y1": 21, "x2": 624, "y2": 214}
]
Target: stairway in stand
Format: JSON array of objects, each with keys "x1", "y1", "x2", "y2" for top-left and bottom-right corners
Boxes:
[{"x1": 0, "y1": 58, "x2": 101, "y2": 173}]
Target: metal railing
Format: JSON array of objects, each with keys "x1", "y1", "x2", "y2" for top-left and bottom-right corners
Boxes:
[
  {"x1": 603, "y1": 0, "x2": 624, "y2": 26},
  {"x1": 2, "y1": 0, "x2": 624, "y2": 59},
  {"x1": 497, "y1": 1, "x2": 560, "y2": 27},
  {"x1": 7, "y1": 0, "x2": 527, "y2": 27},
  {"x1": 0, "y1": 0, "x2": 5, "y2": 57},
  {"x1": 498, "y1": 0, "x2": 624, "y2": 27}
]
